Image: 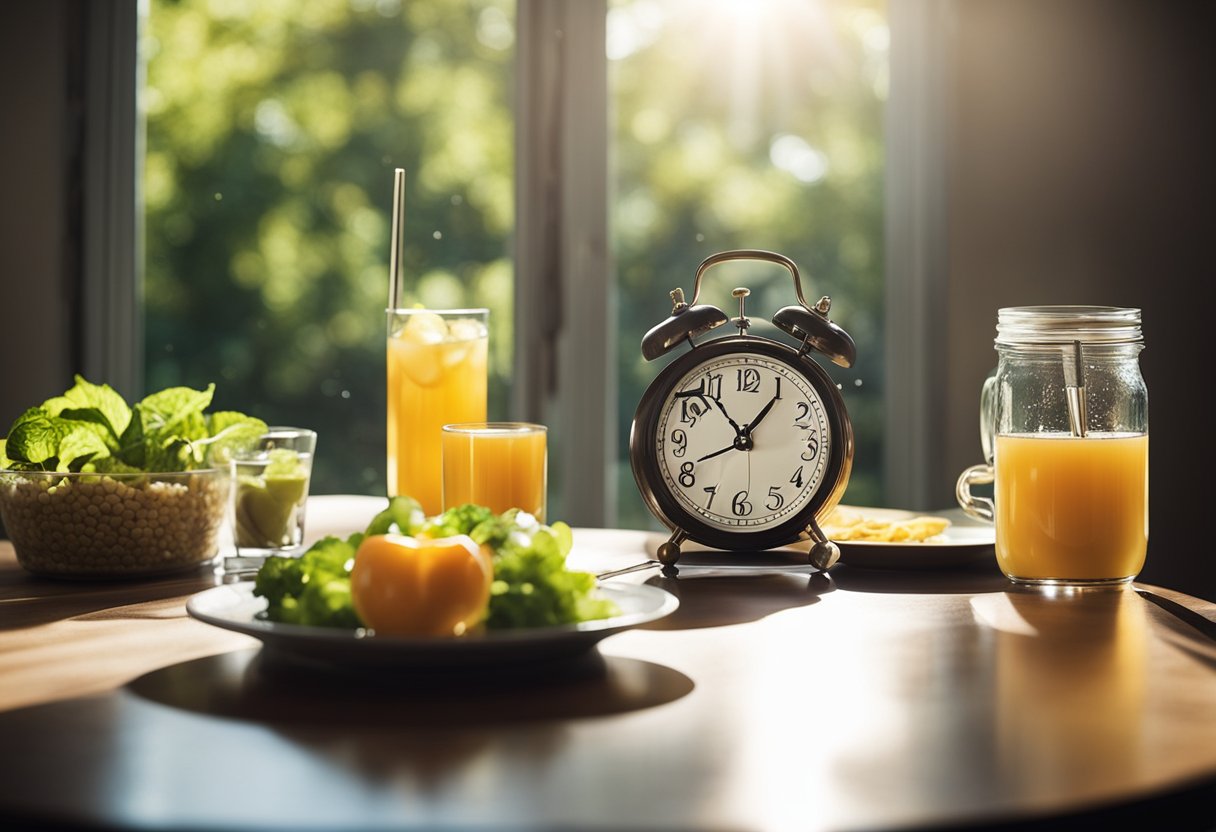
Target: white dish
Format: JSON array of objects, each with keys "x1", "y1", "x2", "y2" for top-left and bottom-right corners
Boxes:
[
  {"x1": 827, "y1": 505, "x2": 995, "y2": 569},
  {"x1": 644, "y1": 505, "x2": 995, "y2": 571},
  {"x1": 187, "y1": 582, "x2": 679, "y2": 670}
]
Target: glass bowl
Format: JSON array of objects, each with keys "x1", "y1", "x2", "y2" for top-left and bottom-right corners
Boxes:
[{"x1": 0, "y1": 468, "x2": 232, "y2": 579}]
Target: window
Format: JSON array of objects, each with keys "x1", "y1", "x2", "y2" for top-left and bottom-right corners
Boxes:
[
  {"x1": 138, "y1": 0, "x2": 890, "y2": 523},
  {"x1": 143, "y1": 0, "x2": 516, "y2": 495}
]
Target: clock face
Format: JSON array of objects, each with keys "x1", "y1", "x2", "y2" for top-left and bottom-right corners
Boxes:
[{"x1": 654, "y1": 354, "x2": 832, "y2": 532}]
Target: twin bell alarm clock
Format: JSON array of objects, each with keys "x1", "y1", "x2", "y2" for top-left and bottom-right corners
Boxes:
[{"x1": 629, "y1": 249, "x2": 856, "y2": 570}]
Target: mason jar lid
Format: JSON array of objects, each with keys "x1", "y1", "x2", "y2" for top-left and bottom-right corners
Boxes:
[{"x1": 995, "y1": 305, "x2": 1143, "y2": 346}]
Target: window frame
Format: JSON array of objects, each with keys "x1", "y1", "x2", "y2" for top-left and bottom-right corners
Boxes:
[
  {"x1": 883, "y1": 0, "x2": 952, "y2": 509},
  {"x1": 82, "y1": 0, "x2": 142, "y2": 398},
  {"x1": 514, "y1": 0, "x2": 615, "y2": 527}
]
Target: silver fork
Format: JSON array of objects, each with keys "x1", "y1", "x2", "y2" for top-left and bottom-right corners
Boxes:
[{"x1": 596, "y1": 560, "x2": 661, "y2": 581}]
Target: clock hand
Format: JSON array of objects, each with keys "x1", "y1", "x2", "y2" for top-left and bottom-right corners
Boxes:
[
  {"x1": 706, "y1": 396, "x2": 744, "y2": 437},
  {"x1": 695, "y1": 444, "x2": 736, "y2": 464},
  {"x1": 745, "y1": 394, "x2": 780, "y2": 436}
]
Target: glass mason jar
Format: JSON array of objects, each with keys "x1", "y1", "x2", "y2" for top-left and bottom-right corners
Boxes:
[{"x1": 957, "y1": 306, "x2": 1148, "y2": 586}]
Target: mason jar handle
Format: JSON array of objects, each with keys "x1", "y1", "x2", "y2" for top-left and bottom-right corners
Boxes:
[
  {"x1": 956, "y1": 464, "x2": 995, "y2": 523},
  {"x1": 688, "y1": 249, "x2": 811, "y2": 310}
]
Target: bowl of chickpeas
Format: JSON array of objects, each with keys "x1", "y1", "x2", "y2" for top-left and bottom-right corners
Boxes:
[{"x1": 0, "y1": 468, "x2": 232, "y2": 579}]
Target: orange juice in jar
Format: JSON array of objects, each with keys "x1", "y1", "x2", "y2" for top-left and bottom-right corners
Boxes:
[
  {"x1": 442, "y1": 423, "x2": 547, "y2": 520},
  {"x1": 995, "y1": 432, "x2": 1148, "y2": 583},
  {"x1": 387, "y1": 309, "x2": 488, "y2": 515}
]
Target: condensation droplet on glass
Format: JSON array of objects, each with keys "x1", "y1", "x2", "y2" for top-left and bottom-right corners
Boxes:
[
  {"x1": 451, "y1": 194, "x2": 463, "y2": 205},
  {"x1": 341, "y1": 390, "x2": 351, "y2": 399},
  {"x1": 695, "y1": 233, "x2": 705, "y2": 242},
  {"x1": 433, "y1": 230, "x2": 443, "y2": 240},
  {"x1": 213, "y1": 193, "x2": 223, "y2": 201},
  {"x1": 854, "y1": 379, "x2": 863, "y2": 387}
]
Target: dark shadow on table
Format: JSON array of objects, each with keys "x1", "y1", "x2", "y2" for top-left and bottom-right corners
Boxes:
[
  {"x1": 828, "y1": 560, "x2": 1010, "y2": 595},
  {"x1": 921, "y1": 777, "x2": 1216, "y2": 832},
  {"x1": 640, "y1": 550, "x2": 835, "y2": 629},
  {"x1": 126, "y1": 646, "x2": 694, "y2": 726}
]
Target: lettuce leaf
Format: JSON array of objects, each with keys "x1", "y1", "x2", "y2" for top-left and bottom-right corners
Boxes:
[
  {"x1": 254, "y1": 534, "x2": 363, "y2": 628},
  {"x1": 485, "y1": 519, "x2": 618, "y2": 629},
  {"x1": 42, "y1": 376, "x2": 131, "y2": 444},
  {"x1": 365, "y1": 495, "x2": 426, "y2": 536},
  {"x1": 201, "y1": 412, "x2": 269, "y2": 465},
  {"x1": 4, "y1": 408, "x2": 70, "y2": 468},
  {"x1": 1, "y1": 377, "x2": 267, "y2": 473},
  {"x1": 57, "y1": 426, "x2": 113, "y2": 472}
]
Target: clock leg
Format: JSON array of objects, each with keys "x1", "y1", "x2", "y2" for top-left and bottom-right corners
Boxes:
[
  {"x1": 656, "y1": 529, "x2": 687, "y2": 567},
  {"x1": 805, "y1": 517, "x2": 841, "y2": 571}
]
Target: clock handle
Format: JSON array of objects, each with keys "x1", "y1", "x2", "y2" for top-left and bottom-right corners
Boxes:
[{"x1": 688, "y1": 249, "x2": 810, "y2": 309}]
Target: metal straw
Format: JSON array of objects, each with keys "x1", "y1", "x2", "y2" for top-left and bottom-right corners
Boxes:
[
  {"x1": 1063, "y1": 339, "x2": 1088, "y2": 437},
  {"x1": 388, "y1": 168, "x2": 406, "y2": 310}
]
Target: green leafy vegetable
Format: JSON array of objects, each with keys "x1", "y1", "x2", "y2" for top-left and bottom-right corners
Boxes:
[
  {"x1": 57, "y1": 426, "x2": 112, "y2": 472},
  {"x1": 0, "y1": 375, "x2": 267, "y2": 473},
  {"x1": 486, "y1": 518, "x2": 617, "y2": 629},
  {"x1": 254, "y1": 535, "x2": 363, "y2": 628},
  {"x1": 253, "y1": 499, "x2": 619, "y2": 631},
  {"x1": 364, "y1": 495, "x2": 426, "y2": 537},
  {"x1": 421, "y1": 502, "x2": 496, "y2": 539},
  {"x1": 43, "y1": 377, "x2": 132, "y2": 442},
  {"x1": 199, "y1": 411, "x2": 272, "y2": 465},
  {"x1": 3, "y1": 408, "x2": 70, "y2": 469}
]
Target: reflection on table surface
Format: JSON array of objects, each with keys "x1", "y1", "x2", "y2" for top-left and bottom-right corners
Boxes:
[{"x1": 1, "y1": 497, "x2": 1215, "y2": 831}]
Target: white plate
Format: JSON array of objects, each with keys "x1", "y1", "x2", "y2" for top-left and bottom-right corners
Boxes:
[
  {"x1": 187, "y1": 582, "x2": 679, "y2": 670},
  {"x1": 644, "y1": 505, "x2": 995, "y2": 571},
  {"x1": 828, "y1": 505, "x2": 995, "y2": 570}
]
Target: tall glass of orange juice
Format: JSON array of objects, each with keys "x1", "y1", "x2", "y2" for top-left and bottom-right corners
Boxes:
[
  {"x1": 441, "y1": 422, "x2": 547, "y2": 520},
  {"x1": 957, "y1": 306, "x2": 1148, "y2": 586},
  {"x1": 387, "y1": 309, "x2": 488, "y2": 515}
]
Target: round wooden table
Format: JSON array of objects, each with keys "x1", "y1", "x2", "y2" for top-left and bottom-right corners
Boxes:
[{"x1": 1, "y1": 496, "x2": 1214, "y2": 830}]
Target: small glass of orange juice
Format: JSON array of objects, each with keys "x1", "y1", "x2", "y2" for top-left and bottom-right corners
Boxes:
[
  {"x1": 957, "y1": 306, "x2": 1148, "y2": 587},
  {"x1": 387, "y1": 308, "x2": 488, "y2": 516},
  {"x1": 441, "y1": 422, "x2": 547, "y2": 521}
]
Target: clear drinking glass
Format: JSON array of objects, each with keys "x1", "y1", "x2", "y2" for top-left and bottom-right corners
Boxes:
[
  {"x1": 956, "y1": 306, "x2": 1148, "y2": 586},
  {"x1": 442, "y1": 422, "x2": 547, "y2": 521},
  {"x1": 231, "y1": 427, "x2": 316, "y2": 558},
  {"x1": 387, "y1": 308, "x2": 489, "y2": 515}
]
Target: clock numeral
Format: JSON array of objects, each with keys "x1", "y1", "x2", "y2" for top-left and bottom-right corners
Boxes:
[
  {"x1": 678, "y1": 462, "x2": 696, "y2": 488},
  {"x1": 680, "y1": 399, "x2": 705, "y2": 427},
  {"x1": 705, "y1": 372, "x2": 723, "y2": 400},
  {"x1": 731, "y1": 490, "x2": 753, "y2": 516},
  {"x1": 736, "y1": 368, "x2": 761, "y2": 393},
  {"x1": 766, "y1": 486, "x2": 785, "y2": 511},
  {"x1": 703, "y1": 485, "x2": 718, "y2": 510},
  {"x1": 670, "y1": 428, "x2": 688, "y2": 458},
  {"x1": 794, "y1": 402, "x2": 810, "y2": 422},
  {"x1": 801, "y1": 435, "x2": 820, "y2": 461},
  {"x1": 774, "y1": 377, "x2": 782, "y2": 399},
  {"x1": 790, "y1": 466, "x2": 805, "y2": 488}
]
